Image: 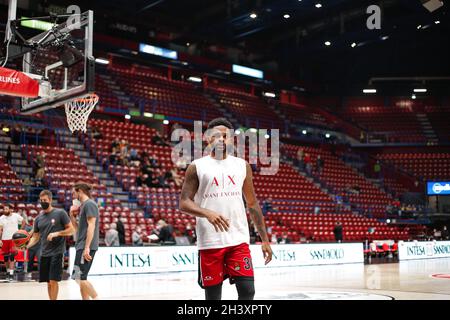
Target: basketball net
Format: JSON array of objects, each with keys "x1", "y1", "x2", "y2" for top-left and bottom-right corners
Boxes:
[{"x1": 64, "y1": 93, "x2": 99, "y2": 133}]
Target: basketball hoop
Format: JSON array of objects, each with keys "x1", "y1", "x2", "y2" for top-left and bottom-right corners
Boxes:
[{"x1": 64, "y1": 93, "x2": 98, "y2": 133}]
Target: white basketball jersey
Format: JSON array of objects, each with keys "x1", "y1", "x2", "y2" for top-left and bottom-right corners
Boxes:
[{"x1": 192, "y1": 155, "x2": 250, "y2": 250}]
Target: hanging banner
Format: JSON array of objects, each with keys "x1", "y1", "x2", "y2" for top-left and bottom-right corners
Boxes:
[{"x1": 0, "y1": 67, "x2": 40, "y2": 98}]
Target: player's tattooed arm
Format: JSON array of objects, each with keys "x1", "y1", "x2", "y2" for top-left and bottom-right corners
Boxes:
[
  {"x1": 179, "y1": 164, "x2": 199, "y2": 207},
  {"x1": 243, "y1": 163, "x2": 269, "y2": 242},
  {"x1": 179, "y1": 164, "x2": 230, "y2": 232},
  {"x1": 243, "y1": 162, "x2": 273, "y2": 265},
  {"x1": 248, "y1": 206, "x2": 268, "y2": 240}
]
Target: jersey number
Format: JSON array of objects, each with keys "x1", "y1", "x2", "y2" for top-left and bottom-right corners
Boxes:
[{"x1": 243, "y1": 257, "x2": 253, "y2": 270}]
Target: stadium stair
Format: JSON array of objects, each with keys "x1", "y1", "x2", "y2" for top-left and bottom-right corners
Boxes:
[{"x1": 55, "y1": 129, "x2": 136, "y2": 208}]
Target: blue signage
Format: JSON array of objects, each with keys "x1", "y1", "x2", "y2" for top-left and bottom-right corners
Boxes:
[
  {"x1": 139, "y1": 43, "x2": 178, "y2": 59},
  {"x1": 427, "y1": 182, "x2": 450, "y2": 195}
]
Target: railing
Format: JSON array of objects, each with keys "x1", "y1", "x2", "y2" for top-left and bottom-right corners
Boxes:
[
  {"x1": 0, "y1": 185, "x2": 50, "y2": 205},
  {"x1": 0, "y1": 114, "x2": 65, "y2": 147},
  {"x1": 142, "y1": 98, "x2": 212, "y2": 123}
]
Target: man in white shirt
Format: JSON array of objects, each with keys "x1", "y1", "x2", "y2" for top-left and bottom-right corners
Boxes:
[
  {"x1": 179, "y1": 118, "x2": 273, "y2": 300},
  {"x1": 0, "y1": 205, "x2": 25, "y2": 280}
]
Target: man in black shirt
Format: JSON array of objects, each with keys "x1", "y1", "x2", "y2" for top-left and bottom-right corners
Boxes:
[{"x1": 26, "y1": 190, "x2": 74, "y2": 300}]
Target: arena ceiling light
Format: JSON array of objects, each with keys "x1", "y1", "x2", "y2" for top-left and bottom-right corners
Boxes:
[
  {"x1": 412, "y1": 94, "x2": 417, "y2": 99},
  {"x1": 263, "y1": 92, "x2": 276, "y2": 98},
  {"x1": 414, "y1": 88, "x2": 427, "y2": 93},
  {"x1": 163, "y1": 120, "x2": 169, "y2": 125},
  {"x1": 143, "y1": 112, "x2": 154, "y2": 118},
  {"x1": 264, "y1": 134, "x2": 270, "y2": 139},
  {"x1": 325, "y1": 133, "x2": 331, "y2": 138},
  {"x1": 363, "y1": 89, "x2": 377, "y2": 93},
  {"x1": 435, "y1": 20, "x2": 440, "y2": 24},
  {"x1": 187, "y1": 76, "x2": 202, "y2": 83},
  {"x1": 125, "y1": 114, "x2": 131, "y2": 120},
  {"x1": 232, "y1": 64, "x2": 264, "y2": 79},
  {"x1": 283, "y1": 14, "x2": 291, "y2": 19},
  {"x1": 315, "y1": 3, "x2": 322, "y2": 8},
  {"x1": 324, "y1": 41, "x2": 331, "y2": 46},
  {"x1": 351, "y1": 42, "x2": 357, "y2": 48},
  {"x1": 381, "y1": 36, "x2": 389, "y2": 40},
  {"x1": 95, "y1": 58, "x2": 109, "y2": 65},
  {"x1": 302, "y1": 130, "x2": 307, "y2": 135},
  {"x1": 250, "y1": 13, "x2": 257, "y2": 19}
]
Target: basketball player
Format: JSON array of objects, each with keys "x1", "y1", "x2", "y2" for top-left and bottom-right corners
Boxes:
[
  {"x1": 69, "y1": 182, "x2": 100, "y2": 300},
  {"x1": 26, "y1": 190, "x2": 74, "y2": 299},
  {"x1": 0, "y1": 204, "x2": 25, "y2": 280},
  {"x1": 179, "y1": 117, "x2": 273, "y2": 300}
]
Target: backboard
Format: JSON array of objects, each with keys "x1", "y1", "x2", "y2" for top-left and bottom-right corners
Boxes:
[{"x1": 19, "y1": 10, "x2": 95, "y2": 114}]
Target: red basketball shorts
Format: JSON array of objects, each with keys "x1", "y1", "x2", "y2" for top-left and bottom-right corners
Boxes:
[
  {"x1": 0, "y1": 240, "x2": 16, "y2": 256},
  {"x1": 198, "y1": 242, "x2": 254, "y2": 288}
]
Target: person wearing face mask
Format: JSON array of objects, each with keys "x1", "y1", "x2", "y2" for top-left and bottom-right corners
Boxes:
[
  {"x1": 26, "y1": 190, "x2": 74, "y2": 299},
  {"x1": 0, "y1": 204, "x2": 25, "y2": 280},
  {"x1": 69, "y1": 182, "x2": 100, "y2": 300}
]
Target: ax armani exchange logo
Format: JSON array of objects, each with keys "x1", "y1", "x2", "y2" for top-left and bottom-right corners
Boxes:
[
  {"x1": 202, "y1": 174, "x2": 241, "y2": 199},
  {"x1": 211, "y1": 174, "x2": 236, "y2": 188}
]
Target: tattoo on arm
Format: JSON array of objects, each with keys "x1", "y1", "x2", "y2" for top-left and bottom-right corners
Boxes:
[
  {"x1": 249, "y1": 206, "x2": 269, "y2": 242},
  {"x1": 180, "y1": 164, "x2": 211, "y2": 218},
  {"x1": 180, "y1": 165, "x2": 199, "y2": 203},
  {"x1": 244, "y1": 162, "x2": 269, "y2": 242}
]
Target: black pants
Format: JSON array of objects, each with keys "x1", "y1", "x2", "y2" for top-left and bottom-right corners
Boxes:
[{"x1": 27, "y1": 247, "x2": 40, "y2": 273}]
